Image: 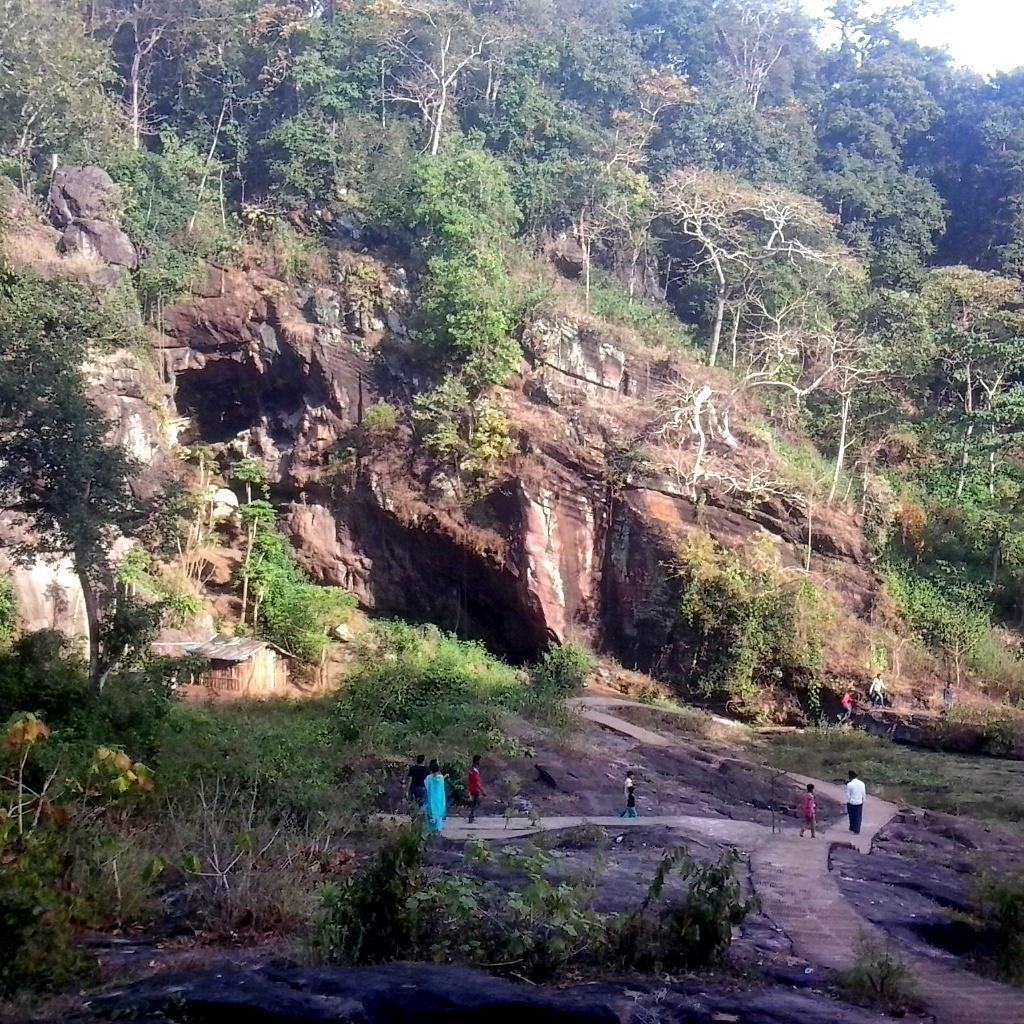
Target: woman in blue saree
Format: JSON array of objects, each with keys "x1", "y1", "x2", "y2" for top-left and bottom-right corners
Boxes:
[{"x1": 425, "y1": 759, "x2": 447, "y2": 833}]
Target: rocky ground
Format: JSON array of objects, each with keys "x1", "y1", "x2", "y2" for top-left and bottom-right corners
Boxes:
[
  {"x1": 16, "y1": 703, "x2": 1022, "y2": 1024},
  {"x1": 834, "y1": 809, "x2": 1024, "y2": 976}
]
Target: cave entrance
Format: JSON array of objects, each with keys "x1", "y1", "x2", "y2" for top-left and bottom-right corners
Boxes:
[{"x1": 176, "y1": 361, "x2": 263, "y2": 443}]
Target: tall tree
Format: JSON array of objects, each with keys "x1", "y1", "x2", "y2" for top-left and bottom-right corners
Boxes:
[
  {"x1": 922, "y1": 266, "x2": 1024, "y2": 497},
  {"x1": 0, "y1": 265, "x2": 141, "y2": 689},
  {"x1": 0, "y1": 0, "x2": 122, "y2": 187}
]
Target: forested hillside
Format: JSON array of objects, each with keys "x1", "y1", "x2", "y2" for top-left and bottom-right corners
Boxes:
[{"x1": 3, "y1": 0, "x2": 1024, "y2": 706}]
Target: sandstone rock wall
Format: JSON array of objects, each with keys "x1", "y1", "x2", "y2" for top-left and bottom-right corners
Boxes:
[{"x1": 3, "y1": 170, "x2": 882, "y2": 700}]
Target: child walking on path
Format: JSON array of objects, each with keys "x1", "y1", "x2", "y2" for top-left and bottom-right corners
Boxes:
[
  {"x1": 799, "y1": 783, "x2": 816, "y2": 838},
  {"x1": 467, "y1": 754, "x2": 485, "y2": 823},
  {"x1": 621, "y1": 771, "x2": 638, "y2": 818}
]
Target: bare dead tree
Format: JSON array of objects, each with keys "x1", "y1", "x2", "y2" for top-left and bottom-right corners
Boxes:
[
  {"x1": 658, "y1": 168, "x2": 847, "y2": 367},
  {"x1": 716, "y1": 0, "x2": 795, "y2": 112},
  {"x1": 380, "y1": 1, "x2": 504, "y2": 156}
]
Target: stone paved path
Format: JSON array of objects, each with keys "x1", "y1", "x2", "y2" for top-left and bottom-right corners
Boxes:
[{"x1": 448, "y1": 698, "x2": 1024, "y2": 1024}]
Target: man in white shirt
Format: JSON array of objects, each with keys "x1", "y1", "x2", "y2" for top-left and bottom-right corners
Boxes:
[
  {"x1": 846, "y1": 770, "x2": 866, "y2": 834},
  {"x1": 868, "y1": 675, "x2": 885, "y2": 706}
]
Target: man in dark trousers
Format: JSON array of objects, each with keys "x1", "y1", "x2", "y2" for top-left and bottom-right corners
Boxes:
[
  {"x1": 846, "y1": 769, "x2": 866, "y2": 834},
  {"x1": 467, "y1": 754, "x2": 485, "y2": 823},
  {"x1": 408, "y1": 754, "x2": 429, "y2": 810}
]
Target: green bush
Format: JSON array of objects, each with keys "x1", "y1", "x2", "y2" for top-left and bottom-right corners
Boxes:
[
  {"x1": 975, "y1": 872, "x2": 1024, "y2": 983},
  {"x1": 406, "y1": 147, "x2": 520, "y2": 253},
  {"x1": 0, "y1": 829, "x2": 87, "y2": 996},
  {"x1": 674, "y1": 534, "x2": 828, "y2": 718},
  {"x1": 419, "y1": 249, "x2": 520, "y2": 389},
  {"x1": 334, "y1": 622, "x2": 525, "y2": 756},
  {"x1": 587, "y1": 274, "x2": 696, "y2": 350},
  {"x1": 311, "y1": 829, "x2": 753, "y2": 982},
  {"x1": 530, "y1": 642, "x2": 595, "y2": 700},
  {"x1": 108, "y1": 134, "x2": 234, "y2": 317},
  {"x1": 0, "y1": 712, "x2": 157, "y2": 997},
  {"x1": 312, "y1": 829, "x2": 605, "y2": 980},
  {"x1": 154, "y1": 699, "x2": 346, "y2": 821},
  {"x1": 611, "y1": 847, "x2": 757, "y2": 972},
  {"x1": 361, "y1": 401, "x2": 400, "y2": 438},
  {"x1": 841, "y1": 933, "x2": 920, "y2": 1013},
  {"x1": 310, "y1": 824, "x2": 428, "y2": 966},
  {"x1": 882, "y1": 564, "x2": 989, "y2": 684},
  {"x1": 0, "y1": 577, "x2": 15, "y2": 651},
  {"x1": 243, "y1": 529, "x2": 356, "y2": 663}
]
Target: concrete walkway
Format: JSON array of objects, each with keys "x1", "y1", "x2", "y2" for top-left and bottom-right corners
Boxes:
[
  {"x1": 439, "y1": 813, "x2": 768, "y2": 845},
  {"x1": 447, "y1": 698, "x2": 1023, "y2": 1024}
]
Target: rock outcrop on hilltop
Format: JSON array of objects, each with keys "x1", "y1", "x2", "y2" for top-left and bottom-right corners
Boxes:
[
  {"x1": 156, "y1": 230, "x2": 877, "y2": 684},
  {"x1": 3, "y1": 166, "x2": 882, "y2": 703}
]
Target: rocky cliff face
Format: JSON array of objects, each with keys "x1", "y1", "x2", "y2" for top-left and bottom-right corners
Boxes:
[
  {"x1": 4, "y1": 166, "x2": 880, "y2": 698},
  {"x1": 158, "y1": 234, "x2": 878, "y2": 684}
]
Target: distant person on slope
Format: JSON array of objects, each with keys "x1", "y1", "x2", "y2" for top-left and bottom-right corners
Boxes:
[
  {"x1": 799, "y1": 783, "x2": 817, "y2": 838},
  {"x1": 840, "y1": 690, "x2": 854, "y2": 723},
  {"x1": 467, "y1": 755, "x2": 485, "y2": 823},
  {"x1": 846, "y1": 770, "x2": 866, "y2": 835},
  {"x1": 425, "y1": 759, "x2": 447, "y2": 834},
  {"x1": 621, "y1": 771, "x2": 638, "y2": 818},
  {"x1": 408, "y1": 754, "x2": 429, "y2": 810},
  {"x1": 868, "y1": 674, "x2": 886, "y2": 707},
  {"x1": 942, "y1": 683, "x2": 956, "y2": 711}
]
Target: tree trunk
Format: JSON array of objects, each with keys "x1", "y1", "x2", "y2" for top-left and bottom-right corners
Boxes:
[
  {"x1": 805, "y1": 498, "x2": 813, "y2": 571},
  {"x1": 708, "y1": 280, "x2": 727, "y2": 367},
  {"x1": 628, "y1": 243, "x2": 641, "y2": 304},
  {"x1": 240, "y1": 521, "x2": 256, "y2": 623},
  {"x1": 77, "y1": 564, "x2": 103, "y2": 691},
  {"x1": 955, "y1": 420, "x2": 975, "y2": 497},
  {"x1": 130, "y1": 49, "x2": 143, "y2": 151},
  {"x1": 429, "y1": 91, "x2": 446, "y2": 156},
  {"x1": 583, "y1": 235, "x2": 592, "y2": 312},
  {"x1": 729, "y1": 306, "x2": 741, "y2": 369},
  {"x1": 828, "y1": 390, "x2": 852, "y2": 504},
  {"x1": 690, "y1": 384, "x2": 714, "y2": 490}
]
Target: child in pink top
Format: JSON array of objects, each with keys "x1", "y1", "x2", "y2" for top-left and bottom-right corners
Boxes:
[{"x1": 799, "y1": 783, "x2": 817, "y2": 838}]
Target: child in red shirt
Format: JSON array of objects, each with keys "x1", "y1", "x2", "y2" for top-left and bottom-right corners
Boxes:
[
  {"x1": 799, "y1": 783, "x2": 817, "y2": 838},
  {"x1": 467, "y1": 754, "x2": 485, "y2": 823}
]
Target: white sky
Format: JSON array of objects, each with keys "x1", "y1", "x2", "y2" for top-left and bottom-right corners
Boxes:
[{"x1": 800, "y1": 0, "x2": 1024, "y2": 76}]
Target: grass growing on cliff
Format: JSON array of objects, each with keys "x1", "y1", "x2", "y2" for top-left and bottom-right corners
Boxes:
[{"x1": 757, "y1": 727, "x2": 1024, "y2": 831}]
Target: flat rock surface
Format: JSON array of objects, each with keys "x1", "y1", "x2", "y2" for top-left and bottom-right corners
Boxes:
[{"x1": 73, "y1": 962, "x2": 898, "y2": 1024}]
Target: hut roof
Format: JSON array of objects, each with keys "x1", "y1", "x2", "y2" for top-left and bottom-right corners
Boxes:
[{"x1": 189, "y1": 636, "x2": 292, "y2": 663}]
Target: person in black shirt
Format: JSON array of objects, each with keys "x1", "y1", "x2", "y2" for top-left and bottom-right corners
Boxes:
[{"x1": 408, "y1": 754, "x2": 429, "y2": 809}]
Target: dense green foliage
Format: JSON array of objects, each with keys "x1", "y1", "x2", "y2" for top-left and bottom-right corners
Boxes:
[
  {"x1": 334, "y1": 622, "x2": 579, "y2": 756},
  {"x1": 241, "y1": 527, "x2": 354, "y2": 663},
  {"x1": 0, "y1": 265, "x2": 146, "y2": 687},
  {"x1": 975, "y1": 872, "x2": 1024, "y2": 983},
  {"x1": 311, "y1": 826, "x2": 755, "y2": 981},
  {"x1": 6, "y1": 0, "x2": 1024, "y2": 674},
  {"x1": 674, "y1": 535, "x2": 829, "y2": 717}
]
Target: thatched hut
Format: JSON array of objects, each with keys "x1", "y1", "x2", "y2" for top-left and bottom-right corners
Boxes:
[{"x1": 189, "y1": 637, "x2": 292, "y2": 696}]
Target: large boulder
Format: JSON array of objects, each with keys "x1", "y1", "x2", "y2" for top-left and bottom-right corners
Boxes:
[
  {"x1": 49, "y1": 166, "x2": 121, "y2": 226},
  {"x1": 48, "y1": 166, "x2": 138, "y2": 269}
]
